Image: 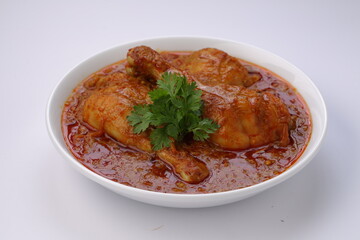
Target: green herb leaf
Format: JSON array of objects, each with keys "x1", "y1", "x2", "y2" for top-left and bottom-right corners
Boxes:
[
  {"x1": 148, "y1": 88, "x2": 168, "y2": 101},
  {"x1": 126, "y1": 105, "x2": 153, "y2": 134},
  {"x1": 127, "y1": 72, "x2": 220, "y2": 150},
  {"x1": 191, "y1": 118, "x2": 220, "y2": 141},
  {"x1": 150, "y1": 127, "x2": 172, "y2": 151}
]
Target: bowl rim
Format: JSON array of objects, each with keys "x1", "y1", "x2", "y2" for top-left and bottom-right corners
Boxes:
[{"x1": 46, "y1": 35, "x2": 328, "y2": 199}]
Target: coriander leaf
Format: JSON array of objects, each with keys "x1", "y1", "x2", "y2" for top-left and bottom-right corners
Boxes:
[
  {"x1": 149, "y1": 97, "x2": 175, "y2": 126},
  {"x1": 127, "y1": 72, "x2": 220, "y2": 150},
  {"x1": 186, "y1": 89, "x2": 203, "y2": 112},
  {"x1": 191, "y1": 119, "x2": 220, "y2": 141},
  {"x1": 148, "y1": 88, "x2": 168, "y2": 101},
  {"x1": 165, "y1": 124, "x2": 180, "y2": 140},
  {"x1": 157, "y1": 72, "x2": 184, "y2": 97},
  {"x1": 170, "y1": 97, "x2": 184, "y2": 109},
  {"x1": 179, "y1": 81, "x2": 197, "y2": 98},
  {"x1": 150, "y1": 127, "x2": 172, "y2": 151},
  {"x1": 127, "y1": 105, "x2": 153, "y2": 133}
]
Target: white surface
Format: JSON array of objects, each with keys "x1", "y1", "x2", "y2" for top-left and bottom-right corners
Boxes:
[
  {"x1": 47, "y1": 36, "x2": 327, "y2": 208},
  {"x1": 1, "y1": 0, "x2": 359, "y2": 239}
]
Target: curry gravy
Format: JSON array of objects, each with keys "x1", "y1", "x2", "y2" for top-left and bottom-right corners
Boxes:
[{"x1": 62, "y1": 51, "x2": 311, "y2": 193}]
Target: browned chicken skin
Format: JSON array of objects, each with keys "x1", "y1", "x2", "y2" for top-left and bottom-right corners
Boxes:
[
  {"x1": 83, "y1": 83, "x2": 153, "y2": 152},
  {"x1": 172, "y1": 48, "x2": 259, "y2": 87},
  {"x1": 127, "y1": 46, "x2": 290, "y2": 150},
  {"x1": 82, "y1": 74, "x2": 209, "y2": 184},
  {"x1": 201, "y1": 84, "x2": 290, "y2": 149}
]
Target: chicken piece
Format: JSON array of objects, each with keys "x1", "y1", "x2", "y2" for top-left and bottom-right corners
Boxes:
[
  {"x1": 84, "y1": 72, "x2": 151, "y2": 90},
  {"x1": 126, "y1": 47, "x2": 171, "y2": 83},
  {"x1": 201, "y1": 84, "x2": 290, "y2": 149},
  {"x1": 172, "y1": 48, "x2": 259, "y2": 87},
  {"x1": 83, "y1": 86, "x2": 153, "y2": 152},
  {"x1": 127, "y1": 46, "x2": 290, "y2": 150},
  {"x1": 83, "y1": 77, "x2": 209, "y2": 183},
  {"x1": 157, "y1": 146, "x2": 209, "y2": 184}
]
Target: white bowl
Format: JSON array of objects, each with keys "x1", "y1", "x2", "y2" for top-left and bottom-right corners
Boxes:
[{"x1": 46, "y1": 36, "x2": 327, "y2": 208}]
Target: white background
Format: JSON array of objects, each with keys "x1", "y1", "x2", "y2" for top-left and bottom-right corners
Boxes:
[{"x1": 1, "y1": 0, "x2": 359, "y2": 239}]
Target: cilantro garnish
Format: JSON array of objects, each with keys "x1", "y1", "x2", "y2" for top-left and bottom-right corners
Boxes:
[{"x1": 127, "y1": 72, "x2": 219, "y2": 150}]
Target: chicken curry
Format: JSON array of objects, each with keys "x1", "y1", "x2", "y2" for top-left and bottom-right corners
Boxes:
[{"x1": 62, "y1": 46, "x2": 311, "y2": 193}]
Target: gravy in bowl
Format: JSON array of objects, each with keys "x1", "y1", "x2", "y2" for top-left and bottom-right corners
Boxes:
[{"x1": 62, "y1": 47, "x2": 311, "y2": 194}]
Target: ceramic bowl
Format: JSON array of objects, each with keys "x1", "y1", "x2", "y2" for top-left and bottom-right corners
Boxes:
[{"x1": 46, "y1": 36, "x2": 327, "y2": 208}]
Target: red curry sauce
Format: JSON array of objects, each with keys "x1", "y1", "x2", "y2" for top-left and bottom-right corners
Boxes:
[{"x1": 62, "y1": 51, "x2": 311, "y2": 193}]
